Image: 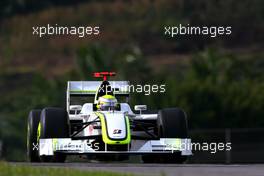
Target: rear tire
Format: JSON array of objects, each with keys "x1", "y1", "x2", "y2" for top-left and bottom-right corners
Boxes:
[
  {"x1": 38, "y1": 107, "x2": 70, "y2": 162},
  {"x1": 142, "y1": 108, "x2": 188, "y2": 163},
  {"x1": 27, "y1": 109, "x2": 41, "y2": 162}
]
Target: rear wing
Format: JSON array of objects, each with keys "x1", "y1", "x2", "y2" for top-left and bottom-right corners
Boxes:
[
  {"x1": 66, "y1": 81, "x2": 130, "y2": 112},
  {"x1": 67, "y1": 81, "x2": 130, "y2": 95}
]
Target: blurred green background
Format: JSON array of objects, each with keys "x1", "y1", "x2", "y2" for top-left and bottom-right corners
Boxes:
[{"x1": 0, "y1": 0, "x2": 263, "y2": 161}]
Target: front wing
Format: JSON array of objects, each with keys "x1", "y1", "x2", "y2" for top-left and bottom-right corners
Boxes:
[{"x1": 39, "y1": 138, "x2": 192, "y2": 156}]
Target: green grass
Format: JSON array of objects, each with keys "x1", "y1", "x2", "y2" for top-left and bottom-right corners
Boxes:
[{"x1": 0, "y1": 162, "x2": 134, "y2": 176}]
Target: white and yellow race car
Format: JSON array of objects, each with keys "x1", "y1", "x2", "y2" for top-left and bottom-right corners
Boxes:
[{"x1": 27, "y1": 72, "x2": 192, "y2": 163}]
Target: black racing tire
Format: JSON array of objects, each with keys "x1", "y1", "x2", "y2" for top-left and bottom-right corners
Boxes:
[
  {"x1": 158, "y1": 108, "x2": 188, "y2": 138},
  {"x1": 38, "y1": 107, "x2": 70, "y2": 162},
  {"x1": 142, "y1": 108, "x2": 188, "y2": 163},
  {"x1": 27, "y1": 109, "x2": 41, "y2": 162}
]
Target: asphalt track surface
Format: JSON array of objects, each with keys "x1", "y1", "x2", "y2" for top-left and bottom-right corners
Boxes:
[{"x1": 12, "y1": 162, "x2": 264, "y2": 176}]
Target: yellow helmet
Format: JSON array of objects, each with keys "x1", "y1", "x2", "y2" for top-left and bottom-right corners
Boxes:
[{"x1": 97, "y1": 95, "x2": 118, "y2": 111}]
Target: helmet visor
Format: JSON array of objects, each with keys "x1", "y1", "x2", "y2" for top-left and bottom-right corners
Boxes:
[{"x1": 98, "y1": 97, "x2": 117, "y2": 111}]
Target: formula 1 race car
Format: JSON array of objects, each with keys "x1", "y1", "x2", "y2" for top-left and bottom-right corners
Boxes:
[{"x1": 27, "y1": 72, "x2": 192, "y2": 163}]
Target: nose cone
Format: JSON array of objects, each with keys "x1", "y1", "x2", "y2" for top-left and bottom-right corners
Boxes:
[{"x1": 96, "y1": 111, "x2": 131, "y2": 145}]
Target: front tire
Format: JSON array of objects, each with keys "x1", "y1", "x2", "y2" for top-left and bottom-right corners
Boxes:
[
  {"x1": 38, "y1": 107, "x2": 70, "y2": 162},
  {"x1": 27, "y1": 109, "x2": 41, "y2": 162},
  {"x1": 142, "y1": 108, "x2": 188, "y2": 163},
  {"x1": 158, "y1": 108, "x2": 188, "y2": 138}
]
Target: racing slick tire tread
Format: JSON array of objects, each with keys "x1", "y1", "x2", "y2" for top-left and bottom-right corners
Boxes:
[
  {"x1": 27, "y1": 109, "x2": 41, "y2": 162},
  {"x1": 39, "y1": 107, "x2": 70, "y2": 162},
  {"x1": 142, "y1": 108, "x2": 188, "y2": 163}
]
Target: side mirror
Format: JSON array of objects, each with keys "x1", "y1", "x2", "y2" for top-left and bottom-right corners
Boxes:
[
  {"x1": 134, "y1": 105, "x2": 147, "y2": 114},
  {"x1": 69, "y1": 105, "x2": 82, "y2": 114}
]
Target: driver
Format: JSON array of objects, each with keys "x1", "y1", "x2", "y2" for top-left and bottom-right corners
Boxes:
[{"x1": 97, "y1": 94, "x2": 118, "y2": 111}]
